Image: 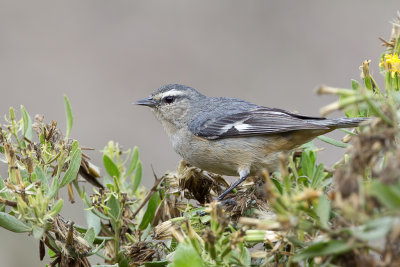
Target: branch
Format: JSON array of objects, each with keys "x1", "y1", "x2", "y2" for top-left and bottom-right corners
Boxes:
[{"x1": 131, "y1": 168, "x2": 164, "y2": 218}]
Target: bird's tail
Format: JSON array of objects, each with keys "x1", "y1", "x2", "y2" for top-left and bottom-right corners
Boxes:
[{"x1": 316, "y1": 117, "x2": 368, "y2": 129}]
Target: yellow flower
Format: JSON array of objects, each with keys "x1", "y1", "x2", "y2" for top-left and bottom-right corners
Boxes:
[{"x1": 382, "y1": 53, "x2": 400, "y2": 78}]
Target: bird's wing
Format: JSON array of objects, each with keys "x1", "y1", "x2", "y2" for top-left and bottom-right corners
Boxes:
[{"x1": 189, "y1": 107, "x2": 329, "y2": 140}]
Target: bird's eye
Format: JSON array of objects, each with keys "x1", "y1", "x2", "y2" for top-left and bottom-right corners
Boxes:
[{"x1": 164, "y1": 96, "x2": 175, "y2": 104}]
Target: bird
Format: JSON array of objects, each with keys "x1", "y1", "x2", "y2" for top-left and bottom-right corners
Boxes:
[{"x1": 135, "y1": 84, "x2": 366, "y2": 201}]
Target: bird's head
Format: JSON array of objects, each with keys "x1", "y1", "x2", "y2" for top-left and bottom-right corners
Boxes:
[{"x1": 135, "y1": 84, "x2": 206, "y2": 128}]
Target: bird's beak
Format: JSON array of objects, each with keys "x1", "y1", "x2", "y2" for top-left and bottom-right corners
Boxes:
[{"x1": 134, "y1": 97, "x2": 157, "y2": 107}]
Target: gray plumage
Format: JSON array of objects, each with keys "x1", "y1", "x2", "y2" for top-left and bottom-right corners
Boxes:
[{"x1": 136, "y1": 84, "x2": 367, "y2": 200}]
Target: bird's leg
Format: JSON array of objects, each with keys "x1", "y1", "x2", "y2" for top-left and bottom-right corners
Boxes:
[{"x1": 217, "y1": 169, "x2": 250, "y2": 201}]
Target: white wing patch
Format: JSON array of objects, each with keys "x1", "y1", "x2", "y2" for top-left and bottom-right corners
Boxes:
[
  {"x1": 220, "y1": 121, "x2": 252, "y2": 133},
  {"x1": 234, "y1": 123, "x2": 251, "y2": 131}
]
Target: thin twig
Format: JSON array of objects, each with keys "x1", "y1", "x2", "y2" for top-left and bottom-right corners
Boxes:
[
  {"x1": 132, "y1": 172, "x2": 164, "y2": 218},
  {"x1": 0, "y1": 197, "x2": 17, "y2": 207}
]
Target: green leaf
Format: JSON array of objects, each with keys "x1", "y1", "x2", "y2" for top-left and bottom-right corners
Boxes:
[
  {"x1": 84, "y1": 227, "x2": 96, "y2": 245},
  {"x1": 127, "y1": 146, "x2": 139, "y2": 176},
  {"x1": 144, "y1": 260, "x2": 169, "y2": 267},
  {"x1": 132, "y1": 160, "x2": 142, "y2": 193},
  {"x1": 63, "y1": 95, "x2": 74, "y2": 138},
  {"x1": 138, "y1": 192, "x2": 161, "y2": 230},
  {"x1": 48, "y1": 177, "x2": 60, "y2": 199},
  {"x1": 169, "y1": 243, "x2": 204, "y2": 267},
  {"x1": 338, "y1": 128, "x2": 357, "y2": 136},
  {"x1": 351, "y1": 79, "x2": 362, "y2": 90},
  {"x1": 141, "y1": 223, "x2": 153, "y2": 241},
  {"x1": 48, "y1": 199, "x2": 64, "y2": 217},
  {"x1": 300, "y1": 141, "x2": 315, "y2": 151},
  {"x1": 0, "y1": 177, "x2": 8, "y2": 199},
  {"x1": 119, "y1": 253, "x2": 130, "y2": 267},
  {"x1": 301, "y1": 150, "x2": 314, "y2": 178},
  {"x1": 106, "y1": 195, "x2": 120, "y2": 221},
  {"x1": 0, "y1": 212, "x2": 31, "y2": 233},
  {"x1": 317, "y1": 135, "x2": 348, "y2": 148},
  {"x1": 60, "y1": 147, "x2": 82, "y2": 187},
  {"x1": 271, "y1": 177, "x2": 283, "y2": 194},
  {"x1": 103, "y1": 155, "x2": 120, "y2": 179},
  {"x1": 369, "y1": 182, "x2": 400, "y2": 210},
  {"x1": 48, "y1": 248, "x2": 56, "y2": 258},
  {"x1": 35, "y1": 166, "x2": 48, "y2": 189},
  {"x1": 311, "y1": 163, "x2": 326, "y2": 189},
  {"x1": 351, "y1": 217, "x2": 393, "y2": 241},
  {"x1": 71, "y1": 140, "x2": 79, "y2": 154},
  {"x1": 239, "y1": 243, "x2": 251, "y2": 266},
  {"x1": 20, "y1": 105, "x2": 33, "y2": 141},
  {"x1": 364, "y1": 76, "x2": 373, "y2": 91},
  {"x1": 32, "y1": 225, "x2": 45, "y2": 239},
  {"x1": 0, "y1": 145, "x2": 4, "y2": 154},
  {"x1": 315, "y1": 194, "x2": 330, "y2": 228},
  {"x1": 293, "y1": 240, "x2": 352, "y2": 262},
  {"x1": 84, "y1": 208, "x2": 101, "y2": 236}
]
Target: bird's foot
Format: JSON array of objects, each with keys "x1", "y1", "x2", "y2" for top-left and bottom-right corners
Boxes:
[{"x1": 196, "y1": 197, "x2": 237, "y2": 216}]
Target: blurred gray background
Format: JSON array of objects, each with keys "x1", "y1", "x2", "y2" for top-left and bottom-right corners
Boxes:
[{"x1": 0, "y1": 1, "x2": 398, "y2": 266}]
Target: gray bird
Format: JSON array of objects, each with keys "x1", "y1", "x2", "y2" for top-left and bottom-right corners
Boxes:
[{"x1": 136, "y1": 84, "x2": 366, "y2": 201}]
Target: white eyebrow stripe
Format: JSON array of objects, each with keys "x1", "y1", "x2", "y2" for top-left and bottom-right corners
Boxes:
[{"x1": 159, "y1": 89, "x2": 186, "y2": 99}]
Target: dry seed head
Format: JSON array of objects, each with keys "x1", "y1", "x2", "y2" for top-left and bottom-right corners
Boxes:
[
  {"x1": 24, "y1": 157, "x2": 34, "y2": 174},
  {"x1": 294, "y1": 188, "x2": 322, "y2": 202},
  {"x1": 154, "y1": 220, "x2": 173, "y2": 240},
  {"x1": 14, "y1": 168, "x2": 23, "y2": 186},
  {"x1": 316, "y1": 85, "x2": 340, "y2": 95},
  {"x1": 390, "y1": 13, "x2": 400, "y2": 40},
  {"x1": 202, "y1": 228, "x2": 216, "y2": 245},
  {"x1": 359, "y1": 59, "x2": 371, "y2": 79},
  {"x1": 264, "y1": 230, "x2": 280, "y2": 243},
  {"x1": 4, "y1": 143, "x2": 15, "y2": 166},
  {"x1": 67, "y1": 184, "x2": 75, "y2": 203},
  {"x1": 170, "y1": 227, "x2": 185, "y2": 243},
  {"x1": 320, "y1": 101, "x2": 340, "y2": 116},
  {"x1": 230, "y1": 229, "x2": 245, "y2": 249},
  {"x1": 34, "y1": 114, "x2": 44, "y2": 123}
]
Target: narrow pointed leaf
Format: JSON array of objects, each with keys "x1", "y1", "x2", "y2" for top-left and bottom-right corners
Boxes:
[
  {"x1": 127, "y1": 146, "x2": 139, "y2": 176},
  {"x1": 318, "y1": 135, "x2": 348, "y2": 148},
  {"x1": 107, "y1": 195, "x2": 120, "y2": 221},
  {"x1": 60, "y1": 148, "x2": 82, "y2": 187},
  {"x1": 48, "y1": 199, "x2": 64, "y2": 217},
  {"x1": 0, "y1": 212, "x2": 31, "y2": 233},
  {"x1": 315, "y1": 194, "x2": 330, "y2": 228},
  {"x1": 63, "y1": 95, "x2": 74, "y2": 138},
  {"x1": 32, "y1": 225, "x2": 45, "y2": 239},
  {"x1": 35, "y1": 166, "x2": 48, "y2": 189},
  {"x1": 369, "y1": 182, "x2": 400, "y2": 210},
  {"x1": 84, "y1": 227, "x2": 96, "y2": 245},
  {"x1": 138, "y1": 192, "x2": 160, "y2": 230},
  {"x1": 132, "y1": 160, "x2": 142, "y2": 193},
  {"x1": 84, "y1": 208, "x2": 101, "y2": 235},
  {"x1": 103, "y1": 155, "x2": 120, "y2": 179},
  {"x1": 294, "y1": 240, "x2": 352, "y2": 261},
  {"x1": 20, "y1": 105, "x2": 33, "y2": 141}
]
